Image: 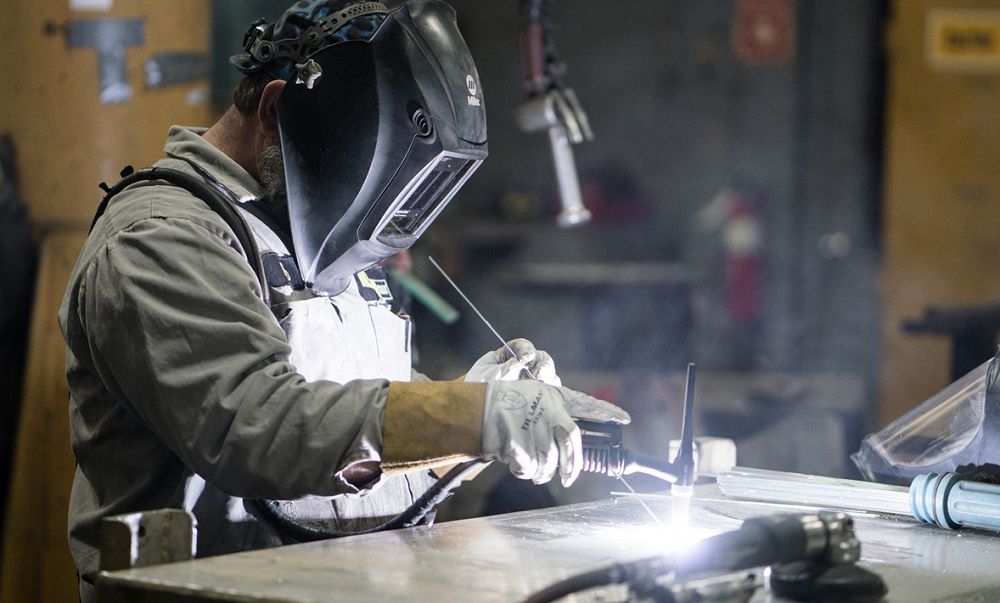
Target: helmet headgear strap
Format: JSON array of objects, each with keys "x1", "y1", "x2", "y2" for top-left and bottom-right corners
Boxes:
[{"x1": 243, "y1": 2, "x2": 389, "y2": 67}]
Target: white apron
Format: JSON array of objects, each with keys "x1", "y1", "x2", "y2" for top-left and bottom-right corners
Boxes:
[{"x1": 238, "y1": 207, "x2": 438, "y2": 534}]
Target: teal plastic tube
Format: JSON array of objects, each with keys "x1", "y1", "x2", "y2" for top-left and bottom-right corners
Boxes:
[{"x1": 910, "y1": 472, "x2": 1000, "y2": 531}]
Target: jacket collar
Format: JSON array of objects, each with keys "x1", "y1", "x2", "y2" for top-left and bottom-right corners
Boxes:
[{"x1": 162, "y1": 125, "x2": 266, "y2": 203}]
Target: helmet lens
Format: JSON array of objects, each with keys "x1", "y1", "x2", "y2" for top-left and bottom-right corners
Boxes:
[{"x1": 375, "y1": 152, "x2": 481, "y2": 243}]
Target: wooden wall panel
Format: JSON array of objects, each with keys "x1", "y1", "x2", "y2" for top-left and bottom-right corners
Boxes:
[
  {"x1": 882, "y1": 0, "x2": 1000, "y2": 424},
  {"x1": 1, "y1": 230, "x2": 86, "y2": 603},
  {"x1": 0, "y1": 0, "x2": 213, "y2": 226},
  {"x1": 0, "y1": 0, "x2": 213, "y2": 599}
]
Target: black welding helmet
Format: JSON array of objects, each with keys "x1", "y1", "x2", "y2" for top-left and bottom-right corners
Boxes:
[{"x1": 234, "y1": 0, "x2": 487, "y2": 294}]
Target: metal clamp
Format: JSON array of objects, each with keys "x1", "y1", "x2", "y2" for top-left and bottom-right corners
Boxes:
[
  {"x1": 100, "y1": 509, "x2": 197, "y2": 572},
  {"x1": 813, "y1": 512, "x2": 861, "y2": 565}
]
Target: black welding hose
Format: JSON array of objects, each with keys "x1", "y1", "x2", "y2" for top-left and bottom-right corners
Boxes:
[
  {"x1": 518, "y1": 533, "x2": 753, "y2": 603},
  {"x1": 522, "y1": 567, "x2": 627, "y2": 603},
  {"x1": 254, "y1": 459, "x2": 488, "y2": 542},
  {"x1": 522, "y1": 557, "x2": 667, "y2": 603},
  {"x1": 672, "y1": 515, "x2": 810, "y2": 578},
  {"x1": 521, "y1": 514, "x2": 842, "y2": 603}
]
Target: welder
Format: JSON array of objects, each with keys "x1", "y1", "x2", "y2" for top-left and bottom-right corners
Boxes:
[{"x1": 58, "y1": 1, "x2": 629, "y2": 600}]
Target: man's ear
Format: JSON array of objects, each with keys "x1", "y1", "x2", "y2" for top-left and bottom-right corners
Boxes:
[{"x1": 258, "y1": 79, "x2": 286, "y2": 139}]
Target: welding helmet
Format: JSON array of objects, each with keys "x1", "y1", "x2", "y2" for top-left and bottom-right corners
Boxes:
[
  {"x1": 853, "y1": 348, "x2": 1000, "y2": 485},
  {"x1": 233, "y1": 0, "x2": 487, "y2": 294}
]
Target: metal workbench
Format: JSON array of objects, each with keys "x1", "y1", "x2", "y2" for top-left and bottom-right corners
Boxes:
[{"x1": 97, "y1": 485, "x2": 1000, "y2": 602}]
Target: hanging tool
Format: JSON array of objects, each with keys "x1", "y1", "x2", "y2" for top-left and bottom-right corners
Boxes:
[
  {"x1": 719, "y1": 466, "x2": 1000, "y2": 532},
  {"x1": 516, "y1": 0, "x2": 593, "y2": 228}
]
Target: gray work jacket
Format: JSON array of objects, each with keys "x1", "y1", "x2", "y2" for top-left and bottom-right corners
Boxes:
[{"x1": 59, "y1": 126, "x2": 433, "y2": 584}]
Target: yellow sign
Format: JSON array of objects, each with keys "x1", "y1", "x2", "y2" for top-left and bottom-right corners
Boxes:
[{"x1": 928, "y1": 9, "x2": 1000, "y2": 70}]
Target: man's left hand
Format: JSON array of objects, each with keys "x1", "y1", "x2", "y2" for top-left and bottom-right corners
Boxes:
[{"x1": 464, "y1": 338, "x2": 561, "y2": 386}]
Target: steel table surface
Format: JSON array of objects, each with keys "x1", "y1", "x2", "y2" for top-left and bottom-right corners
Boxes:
[{"x1": 97, "y1": 484, "x2": 1000, "y2": 602}]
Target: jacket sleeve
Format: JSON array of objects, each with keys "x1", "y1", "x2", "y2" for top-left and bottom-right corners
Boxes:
[{"x1": 78, "y1": 213, "x2": 388, "y2": 500}]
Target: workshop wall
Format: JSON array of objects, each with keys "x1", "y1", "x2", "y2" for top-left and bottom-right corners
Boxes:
[
  {"x1": 416, "y1": 0, "x2": 885, "y2": 480},
  {"x1": 0, "y1": 140, "x2": 34, "y2": 559},
  {"x1": 881, "y1": 0, "x2": 1000, "y2": 425},
  {"x1": 0, "y1": 0, "x2": 214, "y2": 225},
  {"x1": 410, "y1": 0, "x2": 882, "y2": 372},
  {"x1": 0, "y1": 1, "x2": 213, "y2": 601},
  {"x1": 0, "y1": 231, "x2": 86, "y2": 603}
]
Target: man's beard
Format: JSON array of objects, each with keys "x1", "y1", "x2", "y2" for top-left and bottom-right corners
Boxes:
[
  {"x1": 256, "y1": 143, "x2": 292, "y2": 235},
  {"x1": 259, "y1": 143, "x2": 285, "y2": 197}
]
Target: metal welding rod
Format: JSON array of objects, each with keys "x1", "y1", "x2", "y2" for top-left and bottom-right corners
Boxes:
[{"x1": 719, "y1": 466, "x2": 1000, "y2": 532}]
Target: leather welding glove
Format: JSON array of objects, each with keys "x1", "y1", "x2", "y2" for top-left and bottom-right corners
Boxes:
[
  {"x1": 464, "y1": 338, "x2": 561, "y2": 385},
  {"x1": 381, "y1": 381, "x2": 628, "y2": 487},
  {"x1": 481, "y1": 381, "x2": 630, "y2": 487}
]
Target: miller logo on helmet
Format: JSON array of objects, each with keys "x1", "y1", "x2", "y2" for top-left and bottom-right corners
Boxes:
[{"x1": 466, "y1": 73, "x2": 481, "y2": 106}]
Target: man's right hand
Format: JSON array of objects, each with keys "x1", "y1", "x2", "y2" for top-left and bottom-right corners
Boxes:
[
  {"x1": 464, "y1": 338, "x2": 560, "y2": 385},
  {"x1": 481, "y1": 381, "x2": 630, "y2": 487}
]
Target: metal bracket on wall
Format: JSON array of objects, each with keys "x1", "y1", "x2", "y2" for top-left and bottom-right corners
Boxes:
[
  {"x1": 145, "y1": 51, "x2": 209, "y2": 88},
  {"x1": 66, "y1": 18, "x2": 146, "y2": 104}
]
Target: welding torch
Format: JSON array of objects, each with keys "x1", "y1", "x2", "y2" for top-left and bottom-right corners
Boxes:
[{"x1": 576, "y1": 363, "x2": 699, "y2": 488}]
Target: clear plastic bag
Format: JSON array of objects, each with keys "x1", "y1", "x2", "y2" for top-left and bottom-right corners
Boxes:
[{"x1": 853, "y1": 350, "x2": 1000, "y2": 485}]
